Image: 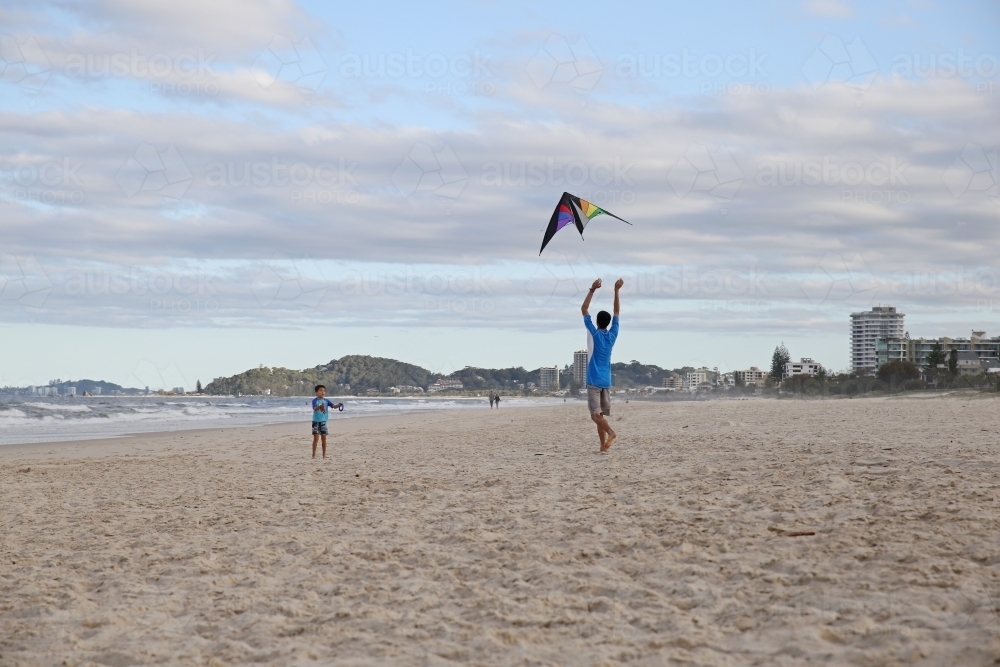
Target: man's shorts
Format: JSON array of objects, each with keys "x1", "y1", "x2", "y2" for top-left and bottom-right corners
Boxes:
[
  {"x1": 311, "y1": 421, "x2": 328, "y2": 436},
  {"x1": 587, "y1": 386, "x2": 611, "y2": 416}
]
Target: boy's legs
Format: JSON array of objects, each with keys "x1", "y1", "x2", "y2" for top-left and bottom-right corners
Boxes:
[
  {"x1": 587, "y1": 387, "x2": 616, "y2": 450},
  {"x1": 311, "y1": 433, "x2": 319, "y2": 458},
  {"x1": 321, "y1": 434, "x2": 328, "y2": 458}
]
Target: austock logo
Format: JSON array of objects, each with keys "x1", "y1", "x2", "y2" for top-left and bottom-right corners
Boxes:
[
  {"x1": 0, "y1": 34, "x2": 51, "y2": 93},
  {"x1": 526, "y1": 34, "x2": 602, "y2": 94},
  {"x1": 0, "y1": 254, "x2": 52, "y2": 310},
  {"x1": 392, "y1": 143, "x2": 468, "y2": 200},
  {"x1": 802, "y1": 35, "x2": 878, "y2": 102},
  {"x1": 667, "y1": 143, "x2": 744, "y2": 212},
  {"x1": 251, "y1": 255, "x2": 327, "y2": 309},
  {"x1": 943, "y1": 143, "x2": 998, "y2": 203},
  {"x1": 116, "y1": 144, "x2": 193, "y2": 199},
  {"x1": 252, "y1": 35, "x2": 327, "y2": 92},
  {"x1": 801, "y1": 252, "x2": 878, "y2": 307}
]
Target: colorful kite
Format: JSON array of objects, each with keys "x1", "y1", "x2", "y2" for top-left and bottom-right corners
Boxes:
[{"x1": 539, "y1": 192, "x2": 632, "y2": 255}]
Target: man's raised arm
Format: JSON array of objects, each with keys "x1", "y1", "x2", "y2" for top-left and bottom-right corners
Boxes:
[
  {"x1": 582, "y1": 278, "x2": 601, "y2": 315},
  {"x1": 614, "y1": 278, "x2": 623, "y2": 316}
]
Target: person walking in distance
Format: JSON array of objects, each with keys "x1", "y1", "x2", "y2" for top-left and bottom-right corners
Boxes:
[{"x1": 581, "y1": 278, "x2": 623, "y2": 452}]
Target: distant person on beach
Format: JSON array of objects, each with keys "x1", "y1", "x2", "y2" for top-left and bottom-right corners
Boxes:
[
  {"x1": 494, "y1": 394, "x2": 501, "y2": 408},
  {"x1": 311, "y1": 385, "x2": 343, "y2": 459},
  {"x1": 489, "y1": 390, "x2": 496, "y2": 408},
  {"x1": 581, "y1": 278, "x2": 623, "y2": 452}
]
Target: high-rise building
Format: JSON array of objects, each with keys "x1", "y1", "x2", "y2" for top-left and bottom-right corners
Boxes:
[
  {"x1": 539, "y1": 367, "x2": 560, "y2": 391},
  {"x1": 851, "y1": 306, "x2": 904, "y2": 371},
  {"x1": 572, "y1": 350, "x2": 588, "y2": 385}
]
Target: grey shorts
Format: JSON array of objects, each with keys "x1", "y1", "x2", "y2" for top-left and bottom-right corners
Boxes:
[
  {"x1": 312, "y1": 421, "x2": 328, "y2": 436},
  {"x1": 587, "y1": 386, "x2": 611, "y2": 416}
]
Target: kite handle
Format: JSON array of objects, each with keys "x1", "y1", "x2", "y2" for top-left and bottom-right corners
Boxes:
[{"x1": 338, "y1": 404, "x2": 344, "y2": 412}]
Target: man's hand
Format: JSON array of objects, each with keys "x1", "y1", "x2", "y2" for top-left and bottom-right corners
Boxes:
[
  {"x1": 615, "y1": 278, "x2": 624, "y2": 290},
  {"x1": 613, "y1": 278, "x2": 623, "y2": 316},
  {"x1": 582, "y1": 278, "x2": 601, "y2": 315}
]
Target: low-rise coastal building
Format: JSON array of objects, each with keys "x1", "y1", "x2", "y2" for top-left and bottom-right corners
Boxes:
[
  {"x1": 876, "y1": 330, "x2": 1000, "y2": 370},
  {"x1": 428, "y1": 378, "x2": 464, "y2": 392},
  {"x1": 734, "y1": 366, "x2": 767, "y2": 385},
  {"x1": 662, "y1": 375, "x2": 683, "y2": 390},
  {"x1": 783, "y1": 358, "x2": 822, "y2": 379},
  {"x1": 684, "y1": 371, "x2": 707, "y2": 391}
]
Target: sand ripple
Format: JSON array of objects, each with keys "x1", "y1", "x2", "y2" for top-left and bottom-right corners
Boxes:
[{"x1": 2, "y1": 397, "x2": 999, "y2": 665}]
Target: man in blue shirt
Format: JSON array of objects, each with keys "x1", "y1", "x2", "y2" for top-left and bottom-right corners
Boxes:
[{"x1": 581, "y1": 277, "x2": 623, "y2": 452}]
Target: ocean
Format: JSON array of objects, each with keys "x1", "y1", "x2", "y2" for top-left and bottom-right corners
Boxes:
[{"x1": 0, "y1": 395, "x2": 568, "y2": 446}]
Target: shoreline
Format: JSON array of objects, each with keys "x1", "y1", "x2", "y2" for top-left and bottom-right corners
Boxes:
[
  {"x1": 0, "y1": 406, "x2": 514, "y2": 461},
  {"x1": 0, "y1": 395, "x2": 575, "y2": 450}
]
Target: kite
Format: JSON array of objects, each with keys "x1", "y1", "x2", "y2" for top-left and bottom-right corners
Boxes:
[{"x1": 539, "y1": 192, "x2": 632, "y2": 255}]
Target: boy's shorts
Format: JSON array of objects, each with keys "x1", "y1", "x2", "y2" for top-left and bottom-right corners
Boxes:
[
  {"x1": 587, "y1": 386, "x2": 611, "y2": 416},
  {"x1": 311, "y1": 421, "x2": 328, "y2": 436}
]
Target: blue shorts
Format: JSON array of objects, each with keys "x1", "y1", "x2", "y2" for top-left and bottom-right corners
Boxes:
[{"x1": 311, "y1": 421, "x2": 328, "y2": 436}]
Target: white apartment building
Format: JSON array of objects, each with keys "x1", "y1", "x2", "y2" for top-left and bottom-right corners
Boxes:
[
  {"x1": 876, "y1": 330, "x2": 1000, "y2": 370},
  {"x1": 684, "y1": 371, "x2": 707, "y2": 390},
  {"x1": 428, "y1": 378, "x2": 464, "y2": 392},
  {"x1": 851, "y1": 306, "x2": 904, "y2": 371},
  {"x1": 783, "y1": 358, "x2": 822, "y2": 379},
  {"x1": 734, "y1": 366, "x2": 767, "y2": 385},
  {"x1": 539, "y1": 367, "x2": 560, "y2": 391},
  {"x1": 572, "y1": 350, "x2": 588, "y2": 385}
]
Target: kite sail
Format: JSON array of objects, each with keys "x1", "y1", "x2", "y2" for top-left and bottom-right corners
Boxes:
[{"x1": 539, "y1": 192, "x2": 632, "y2": 255}]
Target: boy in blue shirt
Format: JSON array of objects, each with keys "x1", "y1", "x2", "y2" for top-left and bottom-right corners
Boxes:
[
  {"x1": 581, "y1": 278, "x2": 623, "y2": 452},
  {"x1": 311, "y1": 384, "x2": 344, "y2": 459}
]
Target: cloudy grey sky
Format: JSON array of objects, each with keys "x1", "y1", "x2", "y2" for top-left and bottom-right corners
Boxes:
[{"x1": 1, "y1": 0, "x2": 998, "y2": 388}]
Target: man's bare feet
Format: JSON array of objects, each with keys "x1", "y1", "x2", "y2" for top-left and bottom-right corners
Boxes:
[{"x1": 601, "y1": 432, "x2": 617, "y2": 452}]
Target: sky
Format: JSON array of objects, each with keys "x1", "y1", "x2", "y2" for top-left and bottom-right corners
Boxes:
[{"x1": 1, "y1": 0, "x2": 998, "y2": 389}]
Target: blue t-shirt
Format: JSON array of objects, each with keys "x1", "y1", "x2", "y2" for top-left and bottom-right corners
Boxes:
[
  {"x1": 584, "y1": 314, "x2": 619, "y2": 388},
  {"x1": 312, "y1": 397, "x2": 335, "y2": 422}
]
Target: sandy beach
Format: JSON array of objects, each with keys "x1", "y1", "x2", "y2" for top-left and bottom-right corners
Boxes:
[{"x1": 2, "y1": 396, "x2": 999, "y2": 666}]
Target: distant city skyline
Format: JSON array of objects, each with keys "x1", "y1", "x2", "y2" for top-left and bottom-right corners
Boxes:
[{"x1": 1, "y1": 0, "x2": 998, "y2": 389}]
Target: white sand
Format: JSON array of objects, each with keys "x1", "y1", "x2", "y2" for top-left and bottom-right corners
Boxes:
[{"x1": 2, "y1": 396, "x2": 999, "y2": 666}]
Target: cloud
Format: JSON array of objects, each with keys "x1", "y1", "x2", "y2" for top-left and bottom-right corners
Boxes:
[
  {"x1": 3, "y1": 0, "x2": 338, "y2": 108},
  {"x1": 803, "y1": 0, "x2": 854, "y2": 19},
  {"x1": 63, "y1": 0, "x2": 309, "y2": 53},
  {"x1": 0, "y1": 4, "x2": 997, "y2": 346}
]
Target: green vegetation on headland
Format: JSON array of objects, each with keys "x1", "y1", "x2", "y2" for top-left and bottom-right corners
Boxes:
[
  {"x1": 203, "y1": 355, "x2": 561, "y2": 396},
  {"x1": 203, "y1": 355, "x2": 438, "y2": 396},
  {"x1": 202, "y1": 355, "x2": 712, "y2": 397}
]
